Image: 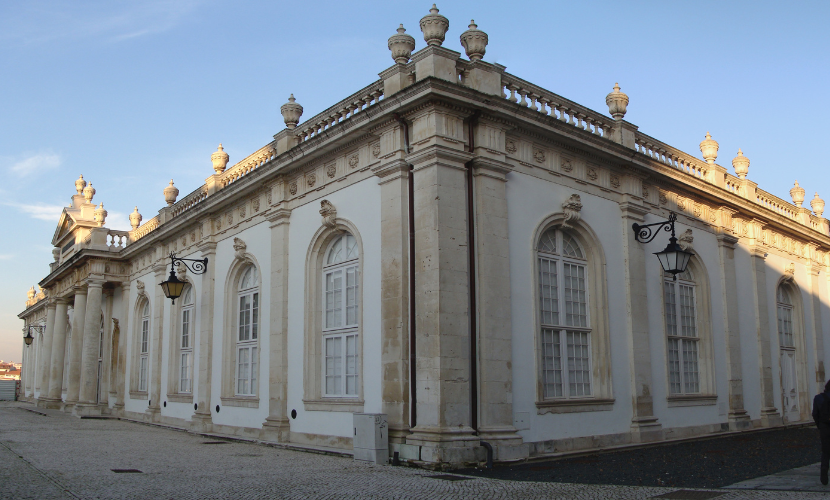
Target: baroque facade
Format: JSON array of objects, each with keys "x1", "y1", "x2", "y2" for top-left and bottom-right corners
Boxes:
[{"x1": 18, "y1": 6, "x2": 830, "y2": 465}]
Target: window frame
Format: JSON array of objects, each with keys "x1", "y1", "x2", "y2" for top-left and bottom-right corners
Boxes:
[
  {"x1": 179, "y1": 286, "x2": 194, "y2": 394},
  {"x1": 663, "y1": 270, "x2": 701, "y2": 395},
  {"x1": 138, "y1": 301, "x2": 150, "y2": 393},
  {"x1": 235, "y1": 266, "x2": 259, "y2": 397}
]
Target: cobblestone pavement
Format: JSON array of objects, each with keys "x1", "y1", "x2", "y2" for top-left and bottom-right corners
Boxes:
[{"x1": 0, "y1": 401, "x2": 826, "y2": 500}]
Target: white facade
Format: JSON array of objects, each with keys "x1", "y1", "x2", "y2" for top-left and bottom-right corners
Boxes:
[{"x1": 19, "y1": 6, "x2": 830, "y2": 465}]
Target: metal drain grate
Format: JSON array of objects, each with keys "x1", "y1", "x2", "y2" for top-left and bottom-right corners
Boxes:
[
  {"x1": 652, "y1": 491, "x2": 725, "y2": 500},
  {"x1": 111, "y1": 469, "x2": 142, "y2": 473},
  {"x1": 201, "y1": 441, "x2": 229, "y2": 445},
  {"x1": 427, "y1": 474, "x2": 472, "y2": 481}
]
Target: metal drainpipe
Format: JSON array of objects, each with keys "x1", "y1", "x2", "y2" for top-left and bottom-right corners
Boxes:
[
  {"x1": 465, "y1": 110, "x2": 481, "y2": 434},
  {"x1": 393, "y1": 113, "x2": 417, "y2": 429}
]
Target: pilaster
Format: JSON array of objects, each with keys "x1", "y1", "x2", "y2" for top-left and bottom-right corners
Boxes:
[
  {"x1": 36, "y1": 299, "x2": 57, "y2": 408},
  {"x1": 809, "y1": 262, "x2": 826, "y2": 387},
  {"x1": 100, "y1": 289, "x2": 114, "y2": 412},
  {"x1": 75, "y1": 279, "x2": 104, "y2": 417},
  {"x1": 45, "y1": 298, "x2": 70, "y2": 407},
  {"x1": 261, "y1": 209, "x2": 292, "y2": 442},
  {"x1": 716, "y1": 232, "x2": 751, "y2": 430},
  {"x1": 191, "y1": 241, "x2": 217, "y2": 433},
  {"x1": 146, "y1": 264, "x2": 166, "y2": 422},
  {"x1": 113, "y1": 283, "x2": 129, "y2": 415}
]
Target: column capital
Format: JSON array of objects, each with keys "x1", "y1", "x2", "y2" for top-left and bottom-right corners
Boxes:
[
  {"x1": 749, "y1": 245, "x2": 768, "y2": 259},
  {"x1": 196, "y1": 241, "x2": 217, "y2": 256},
  {"x1": 86, "y1": 278, "x2": 105, "y2": 289},
  {"x1": 72, "y1": 284, "x2": 88, "y2": 295},
  {"x1": 470, "y1": 156, "x2": 512, "y2": 181},
  {"x1": 55, "y1": 297, "x2": 71, "y2": 305},
  {"x1": 371, "y1": 158, "x2": 409, "y2": 185},
  {"x1": 265, "y1": 208, "x2": 292, "y2": 226},
  {"x1": 715, "y1": 233, "x2": 739, "y2": 248},
  {"x1": 619, "y1": 201, "x2": 648, "y2": 222},
  {"x1": 407, "y1": 144, "x2": 472, "y2": 173}
]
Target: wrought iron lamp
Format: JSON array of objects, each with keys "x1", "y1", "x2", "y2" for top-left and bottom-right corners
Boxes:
[
  {"x1": 159, "y1": 252, "x2": 208, "y2": 304},
  {"x1": 23, "y1": 325, "x2": 44, "y2": 346},
  {"x1": 632, "y1": 212, "x2": 693, "y2": 280}
]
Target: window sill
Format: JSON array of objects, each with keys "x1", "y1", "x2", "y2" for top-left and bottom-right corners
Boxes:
[
  {"x1": 667, "y1": 394, "x2": 717, "y2": 407},
  {"x1": 536, "y1": 398, "x2": 615, "y2": 414},
  {"x1": 220, "y1": 396, "x2": 259, "y2": 408},
  {"x1": 303, "y1": 398, "x2": 364, "y2": 413},
  {"x1": 167, "y1": 393, "x2": 193, "y2": 404},
  {"x1": 129, "y1": 391, "x2": 148, "y2": 400}
]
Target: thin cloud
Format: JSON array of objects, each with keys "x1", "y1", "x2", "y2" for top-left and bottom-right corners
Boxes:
[
  {"x1": 15, "y1": 203, "x2": 65, "y2": 222},
  {"x1": 0, "y1": 255, "x2": 13, "y2": 260},
  {"x1": 9, "y1": 153, "x2": 61, "y2": 177}
]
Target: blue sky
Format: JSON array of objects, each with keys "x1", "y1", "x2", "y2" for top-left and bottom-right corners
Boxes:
[{"x1": 1, "y1": 0, "x2": 827, "y2": 362}]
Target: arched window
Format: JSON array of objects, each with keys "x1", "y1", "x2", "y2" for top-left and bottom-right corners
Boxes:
[
  {"x1": 322, "y1": 233, "x2": 359, "y2": 397},
  {"x1": 179, "y1": 286, "x2": 194, "y2": 393},
  {"x1": 537, "y1": 228, "x2": 591, "y2": 399},
  {"x1": 664, "y1": 268, "x2": 699, "y2": 394},
  {"x1": 139, "y1": 301, "x2": 150, "y2": 392},
  {"x1": 777, "y1": 284, "x2": 799, "y2": 421},
  {"x1": 236, "y1": 265, "x2": 259, "y2": 396}
]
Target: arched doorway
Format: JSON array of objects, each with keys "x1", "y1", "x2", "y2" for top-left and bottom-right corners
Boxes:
[{"x1": 777, "y1": 283, "x2": 800, "y2": 422}]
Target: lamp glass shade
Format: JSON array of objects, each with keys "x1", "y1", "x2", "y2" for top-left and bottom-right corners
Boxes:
[
  {"x1": 160, "y1": 274, "x2": 186, "y2": 303},
  {"x1": 654, "y1": 239, "x2": 693, "y2": 277},
  {"x1": 23, "y1": 333, "x2": 34, "y2": 346}
]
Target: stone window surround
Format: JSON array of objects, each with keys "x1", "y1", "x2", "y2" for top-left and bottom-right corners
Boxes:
[
  {"x1": 658, "y1": 257, "x2": 718, "y2": 403},
  {"x1": 166, "y1": 282, "x2": 197, "y2": 401},
  {"x1": 302, "y1": 219, "x2": 364, "y2": 413},
  {"x1": 775, "y1": 276, "x2": 809, "y2": 422},
  {"x1": 220, "y1": 255, "x2": 263, "y2": 406},
  {"x1": 129, "y1": 294, "x2": 151, "y2": 395},
  {"x1": 532, "y1": 214, "x2": 613, "y2": 413}
]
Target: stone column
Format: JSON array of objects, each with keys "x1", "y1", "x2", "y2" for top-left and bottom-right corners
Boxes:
[
  {"x1": 749, "y1": 246, "x2": 782, "y2": 426},
  {"x1": 715, "y1": 224, "x2": 751, "y2": 430},
  {"x1": 36, "y1": 300, "x2": 57, "y2": 408},
  {"x1": 261, "y1": 209, "x2": 291, "y2": 442},
  {"x1": 810, "y1": 263, "x2": 826, "y2": 387},
  {"x1": 470, "y1": 157, "x2": 524, "y2": 458},
  {"x1": 45, "y1": 298, "x2": 70, "y2": 406},
  {"x1": 64, "y1": 287, "x2": 87, "y2": 411},
  {"x1": 146, "y1": 264, "x2": 166, "y2": 422},
  {"x1": 75, "y1": 279, "x2": 104, "y2": 417},
  {"x1": 619, "y1": 198, "x2": 661, "y2": 441},
  {"x1": 99, "y1": 290, "x2": 114, "y2": 411},
  {"x1": 405, "y1": 145, "x2": 481, "y2": 464},
  {"x1": 113, "y1": 283, "x2": 129, "y2": 415},
  {"x1": 191, "y1": 241, "x2": 217, "y2": 432},
  {"x1": 373, "y1": 157, "x2": 411, "y2": 444}
]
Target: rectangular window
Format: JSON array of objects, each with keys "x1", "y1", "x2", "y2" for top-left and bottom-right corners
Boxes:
[
  {"x1": 180, "y1": 352, "x2": 191, "y2": 393},
  {"x1": 563, "y1": 263, "x2": 587, "y2": 327},
  {"x1": 778, "y1": 305, "x2": 794, "y2": 347},
  {"x1": 325, "y1": 270, "x2": 343, "y2": 329},
  {"x1": 541, "y1": 329, "x2": 562, "y2": 398},
  {"x1": 325, "y1": 337, "x2": 342, "y2": 395},
  {"x1": 141, "y1": 319, "x2": 149, "y2": 354},
  {"x1": 322, "y1": 260, "x2": 359, "y2": 398},
  {"x1": 538, "y1": 258, "x2": 559, "y2": 326},
  {"x1": 665, "y1": 280, "x2": 699, "y2": 395},
  {"x1": 566, "y1": 331, "x2": 591, "y2": 396},
  {"x1": 541, "y1": 329, "x2": 591, "y2": 398},
  {"x1": 239, "y1": 295, "x2": 251, "y2": 341},
  {"x1": 181, "y1": 309, "x2": 190, "y2": 349},
  {"x1": 346, "y1": 266, "x2": 358, "y2": 326},
  {"x1": 139, "y1": 356, "x2": 148, "y2": 392}
]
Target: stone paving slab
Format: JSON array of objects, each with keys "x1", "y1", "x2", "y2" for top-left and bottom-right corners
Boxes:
[
  {"x1": 725, "y1": 462, "x2": 828, "y2": 492},
  {"x1": 0, "y1": 401, "x2": 827, "y2": 499}
]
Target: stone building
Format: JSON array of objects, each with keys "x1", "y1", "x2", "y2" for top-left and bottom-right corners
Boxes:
[{"x1": 18, "y1": 5, "x2": 830, "y2": 465}]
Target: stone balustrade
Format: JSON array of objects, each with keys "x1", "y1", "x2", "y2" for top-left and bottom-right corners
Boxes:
[
  {"x1": 130, "y1": 215, "x2": 159, "y2": 242},
  {"x1": 170, "y1": 186, "x2": 209, "y2": 218},
  {"x1": 220, "y1": 144, "x2": 278, "y2": 188},
  {"x1": 756, "y1": 188, "x2": 799, "y2": 221},
  {"x1": 293, "y1": 81, "x2": 385, "y2": 144},
  {"x1": 500, "y1": 73, "x2": 613, "y2": 138},
  {"x1": 724, "y1": 175, "x2": 741, "y2": 196},
  {"x1": 633, "y1": 132, "x2": 709, "y2": 181},
  {"x1": 106, "y1": 230, "x2": 130, "y2": 250}
]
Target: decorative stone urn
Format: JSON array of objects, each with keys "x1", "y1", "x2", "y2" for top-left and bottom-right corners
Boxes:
[
  {"x1": 460, "y1": 20, "x2": 488, "y2": 61},
  {"x1": 28, "y1": 286, "x2": 36, "y2": 300},
  {"x1": 605, "y1": 83, "x2": 629, "y2": 121},
  {"x1": 94, "y1": 203, "x2": 107, "y2": 227},
  {"x1": 51, "y1": 248, "x2": 60, "y2": 262},
  {"x1": 83, "y1": 182, "x2": 96, "y2": 203},
  {"x1": 811, "y1": 193, "x2": 825, "y2": 217},
  {"x1": 388, "y1": 24, "x2": 416, "y2": 64},
  {"x1": 211, "y1": 144, "x2": 229, "y2": 174},
  {"x1": 164, "y1": 180, "x2": 179, "y2": 206},
  {"x1": 732, "y1": 149, "x2": 750, "y2": 179},
  {"x1": 281, "y1": 94, "x2": 303, "y2": 130},
  {"x1": 790, "y1": 181, "x2": 806, "y2": 207},
  {"x1": 420, "y1": 4, "x2": 449, "y2": 47},
  {"x1": 699, "y1": 132, "x2": 719, "y2": 165},
  {"x1": 129, "y1": 206, "x2": 142, "y2": 230},
  {"x1": 75, "y1": 174, "x2": 87, "y2": 195}
]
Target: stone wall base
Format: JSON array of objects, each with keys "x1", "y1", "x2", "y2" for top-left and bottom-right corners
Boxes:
[{"x1": 72, "y1": 403, "x2": 101, "y2": 418}]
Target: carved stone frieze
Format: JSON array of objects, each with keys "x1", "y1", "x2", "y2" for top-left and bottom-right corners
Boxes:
[
  {"x1": 561, "y1": 158, "x2": 573, "y2": 172},
  {"x1": 371, "y1": 143, "x2": 380, "y2": 158},
  {"x1": 505, "y1": 139, "x2": 517, "y2": 154},
  {"x1": 587, "y1": 167, "x2": 598, "y2": 181},
  {"x1": 307, "y1": 173, "x2": 316, "y2": 187},
  {"x1": 659, "y1": 192, "x2": 668, "y2": 205},
  {"x1": 348, "y1": 154, "x2": 359, "y2": 168},
  {"x1": 326, "y1": 164, "x2": 336, "y2": 178},
  {"x1": 610, "y1": 175, "x2": 620, "y2": 188},
  {"x1": 289, "y1": 181, "x2": 298, "y2": 196},
  {"x1": 253, "y1": 198, "x2": 260, "y2": 212},
  {"x1": 533, "y1": 149, "x2": 546, "y2": 163}
]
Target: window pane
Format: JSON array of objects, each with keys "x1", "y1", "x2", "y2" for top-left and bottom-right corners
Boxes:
[
  {"x1": 346, "y1": 266, "x2": 358, "y2": 326},
  {"x1": 566, "y1": 331, "x2": 591, "y2": 396},
  {"x1": 679, "y1": 284, "x2": 696, "y2": 337},
  {"x1": 682, "y1": 339, "x2": 700, "y2": 393},
  {"x1": 541, "y1": 329, "x2": 562, "y2": 398},
  {"x1": 141, "y1": 320, "x2": 149, "y2": 354},
  {"x1": 344, "y1": 234, "x2": 358, "y2": 260},
  {"x1": 327, "y1": 237, "x2": 343, "y2": 265},
  {"x1": 239, "y1": 295, "x2": 251, "y2": 341},
  {"x1": 251, "y1": 347, "x2": 258, "y2": 395},
  {"x1": 325, "y1": 270, "x2": 343, "y2": 329},
  {"x1": 180, "y1": 352, "x2": 191, "y2": 393},
  {"x1": 562, "y1": 233, "x2": 584, "y2": 259},
  {"x1": 237, "y1": 348, "x2": 250, "y2": 395},
  {"x1": 667, "y1": 338, "x2": 681, "y2": 394},
  {"x1": 538, "y1": 229, "x2": 556, "y2": 253},
  {"x1": 563, "y1": 263, "x2": 587, "y2": 327},
  {"x1": 139, "y1": 356, "x2": 148, "y2": 392},
  {"x1": 252, "y1": 293, "x2": 259, "y2": 340},
  {"x1": 538, "y1": 257, "x2": 559, "y2": 326},
  {"x1": 346, "y1": 334, "x2": 358, "y2": 396},
  {"x1": 664, "y1": 281, "x2": 677, "y2": 337},
  {"x1": 181, "y1": 309, "x2": 190, "y2": 349},
  {"x1": 325, "y1": 337, "x2": 342, "y2": 395}
]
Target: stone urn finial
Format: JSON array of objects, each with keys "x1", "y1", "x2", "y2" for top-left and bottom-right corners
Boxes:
[
  {"x1": 732, "y1": 149, "x2": 750, "y2": 179},
  {"x1": 27, "y1": 286, "x2": 36, "y2": 299},
  {"x1": 83, "y1": 182, "x2": 96, "y2": 203},
  {"x1": 811, "y1": 192, "x2": 825, "y2": 217},
  {"x1": 388, "y1": 24, "x2": 416, "y2": 65},
  {"x1": 164, "y1": 180, "x2": 179, "y2": 206},
  {"x1": 460, "y1": 20, "x2": 488, "y2": 61},
  {"x1": 699, "y1": 132, "x2": 719, "y2": 165},
  {"x1": 790, "y1": 181, "x2": 806, "y2": 207},
  {"x1": 129, "y1": 206, "x2": 143, "y2": 230},
  {"x1": 94, "y1": 202, "x2": 107, "y2": 227},
  {"x1": 281, "y1": 94, "x2": 303, "y2": 130},
  {"x1": 51, "y1": 248, "x2": 60, "y2": 262},
  {"x1": 420, "y1": 4, "x2": 449, "y2": 47},
  {"x1": 605, "y1": 83, "x2": 629, "y2": 121},
  {"x1": 211, "y1": 144, "x2": 229, "y2": 174},
  {"x1": 75, "y1": 174, "x2": 87, "y2": 195}
]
